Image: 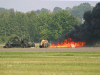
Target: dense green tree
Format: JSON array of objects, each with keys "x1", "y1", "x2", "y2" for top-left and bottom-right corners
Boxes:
[
  {"x1": 53, "y1": 7, "x2": 62, "y2": 12},
  {"x1": 66, "y1": 7, "x2": 72, "y2": 13},
  {"x1": 48, "y1": 10, "x2": 80, "y2": 41},
  {"x1": 26, "y1": 11, "x2": 38, "y2": 41},
  {"x1": 70, "y1": 3, "x2": 93, "y2": 19},
  {"x1": 35, "y1": 10, "x2": 41, "y2": 14},
  {"x1": 0, "y1": 8, "x2": 81, "y2": 43},
  {"x1": 41, "y1": 8, "x2": 50, "y2": 13}
]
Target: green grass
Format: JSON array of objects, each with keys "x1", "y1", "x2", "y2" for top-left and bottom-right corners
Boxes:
[{"x1": 0, "y1": 51, "x2": 100, "y2": 75}]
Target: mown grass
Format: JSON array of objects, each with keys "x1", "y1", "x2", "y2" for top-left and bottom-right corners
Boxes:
[{"x1": 0, "y1": 51, "x2": 100, "y2": 75}]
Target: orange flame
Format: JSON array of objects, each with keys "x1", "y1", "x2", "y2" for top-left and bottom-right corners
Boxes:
[{"x1": 50, "y1": 38, "x2": 86, "y2": 48}]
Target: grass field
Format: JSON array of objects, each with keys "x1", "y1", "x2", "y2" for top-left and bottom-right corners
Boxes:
[{"x1": 0, "y1": 51, "x2": 100, "y2": 75}]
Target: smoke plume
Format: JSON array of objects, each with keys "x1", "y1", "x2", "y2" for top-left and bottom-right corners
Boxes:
[{"x1": 59, "y1": 2, "x2": 100, "y2": 46}]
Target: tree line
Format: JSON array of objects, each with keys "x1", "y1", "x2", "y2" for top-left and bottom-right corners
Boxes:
[
  {"x1": 0, "y1": 3, "x2": 92, "y2": 43},
  {"x1": 35, "y1": 3, "x2": 93, "y2": 19}
]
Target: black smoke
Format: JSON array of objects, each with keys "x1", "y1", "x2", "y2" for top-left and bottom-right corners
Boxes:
[{"x1": 59, "y1": 2, "x2": 100, "y2": 46}]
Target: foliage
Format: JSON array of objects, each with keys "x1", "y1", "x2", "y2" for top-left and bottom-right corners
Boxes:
[
  {"x1": 35, "y1": 8, "x2": 50, "y2": 14},
  {"x1": 0, "y1": 8, "x2": 80, "y2": 43},
  {"x1": 53, "y1": 7, "x2": 62, "y2": 12},
  {"x1": 66, "y1": 3, "x2": 93, "y2": 19}
]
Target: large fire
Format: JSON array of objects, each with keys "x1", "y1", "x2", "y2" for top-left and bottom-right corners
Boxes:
[{"x1": 50, "y1": 38, "x2": 86, "y2": 48}]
